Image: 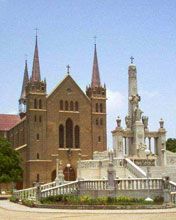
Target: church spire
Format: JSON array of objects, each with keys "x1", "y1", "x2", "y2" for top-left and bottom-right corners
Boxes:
[
  {"x1": 91, "y1": 43, "x2": 101, "y2": 88},
  {"x1": 20, "y1": 59, "x2": 29, "y2": 101},
  {"x1": 31, "y1": 34, "x2": 41, "y2": 82}
]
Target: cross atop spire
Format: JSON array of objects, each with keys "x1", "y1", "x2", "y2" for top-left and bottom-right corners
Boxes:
[
  {"x1": 130, "y1": 56, "x2": 134, "y2": 64},
  {"x1": 31, "y1": 31, "x2": 41, "y2": 82},
  {"x1": 91, "y1": 42, "x2": 101, "y2": 88},
  {"x1": 20, "y1": 59, "x2": 29, "y2": 101},
  {"x1": 66, "y1": 65, "x2": 70, "y2": 74}
]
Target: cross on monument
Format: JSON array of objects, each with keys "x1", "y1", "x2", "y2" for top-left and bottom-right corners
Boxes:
[
  {"x1": 130, "y1": 56, "x2": 134, "y2": 64},
  {"x1": 66, "y1": 65, "x2": 70, "y2": 74}
]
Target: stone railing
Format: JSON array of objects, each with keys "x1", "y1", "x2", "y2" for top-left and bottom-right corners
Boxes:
[
  {"x1": 14, "y1": 178, "x2": 163, "y2": 200},
  {"x1": 40, "y1": 181, "x2": 56, "y2": 191},
  {"x1": 115, "y1": 178, "x2": 162, "y2": 190},
  {"x1": 125, "y1": 158, "x2": 147, "y2": 178},
  {"x1": 14, "y1": 186, "x2": 37, "y2": 200},
  {"x1": 169, "y1": 181, "x2": 176, "y2": 203},
  {"x1": 41, "y1": 181, "x2": 79, "y2": 198}
]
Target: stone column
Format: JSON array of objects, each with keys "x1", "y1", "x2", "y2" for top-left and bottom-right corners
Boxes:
[
  {"x1": 55, "y1": 159, "x2": 64, "y2": 186},
  {"x1": 107, "y1": 151, "x2": 116, "y2": 191},
  {"x1": 162, "y1": 176, "x2": 170, "y2": 203}
]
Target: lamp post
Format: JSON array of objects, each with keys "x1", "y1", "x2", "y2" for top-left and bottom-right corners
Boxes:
[
  {"x1": 145, "y1": 149, "x2": 153, "y2": 202},
  {"x1": 66, "y1": 163, "x2": 71, "y2": 181}
]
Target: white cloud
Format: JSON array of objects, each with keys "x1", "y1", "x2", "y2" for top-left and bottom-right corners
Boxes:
[
  {"x1": 107, "y1": 89, "x2": 125, "y2": 114},
  {"x1": 106, "y1": 90, "x2": 126, "y2": 148}
]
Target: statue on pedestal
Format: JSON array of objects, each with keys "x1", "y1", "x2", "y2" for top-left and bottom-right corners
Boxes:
[{"x1": 134, "y1": 105, "x2": 143, "y2": 122}]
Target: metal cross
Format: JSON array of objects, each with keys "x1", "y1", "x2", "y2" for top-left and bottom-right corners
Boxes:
[
  {"x1": 66, "y1": 65, "x2": 70, "y2": 74},
  {"x1": 34, "y1": 28, "x2": 39, "y2": 37},
  {"x1": 94, "y1": 36, "x2": 97, "y2": 45},
  {"x1": 130, "y1": 56, "x2": 134, "y2": 64}
]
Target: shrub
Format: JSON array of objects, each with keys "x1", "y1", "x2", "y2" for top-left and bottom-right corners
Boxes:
[
  {"x1": 10, "y1": 195, "x2": 19, "y2": 203},
  {"x1": 22, "y1": 199, "x2": 35, "y2": 207},
  {"x1": 154, "y1": 196, "x2": 164, "y2": 204}
]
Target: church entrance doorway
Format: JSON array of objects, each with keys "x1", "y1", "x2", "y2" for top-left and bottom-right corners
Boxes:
[
  {"x1": 51, "y1": 169, "x2": 56, "y2": 181},
  {"x1": 63, "y1": 164, "x2": 76, "y2": 181}
]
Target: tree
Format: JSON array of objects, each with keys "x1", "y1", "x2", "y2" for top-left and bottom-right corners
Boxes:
[
  {"x1": 166, "y1": 138, "x2": 176, "y2": 153},
  {"x1": 0, "y1": 138, "x2": 23, "y2": 184}
]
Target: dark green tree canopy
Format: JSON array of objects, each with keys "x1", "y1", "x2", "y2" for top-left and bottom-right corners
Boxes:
[
  {"x1": 166, "y1": 138, "x2": 176, "y2": 153},
  {"x1": 0, "y1": 138, "x2": 23, "y2": 183}
]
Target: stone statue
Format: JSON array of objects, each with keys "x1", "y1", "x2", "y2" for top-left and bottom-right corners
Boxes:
[
  {"x1": 125, "y1": 115, "x2": 131, "y2": 128},
  {"x1": 129, "y1": 94, "x2": 141, "y2": 106},
  {"x1": 116, "y1": 116, "x2": 121, "y2": 128},
  {"x1": 142, "y1": 116, "x2": 148, "y2": 129},
  {"x1": 134, "y1": 105, "x2": 143, "y2": 121}
]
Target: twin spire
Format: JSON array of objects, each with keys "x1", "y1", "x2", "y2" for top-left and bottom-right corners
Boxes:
[
  {"x1": 31, "y1": 35, "x2": 41, "y2": 82},
  {"x1": 19, "y1": 60, "x2": 29, "y2": 101},
  {"x1": 20, "y1": 35, "x2": 102, "y2": 102},
  {"x1": 20, "y1": 34, "x2": 41, "y2": 102},
  {"x1": 91, "y1": 43, "x2": 101, "y2": 88}
]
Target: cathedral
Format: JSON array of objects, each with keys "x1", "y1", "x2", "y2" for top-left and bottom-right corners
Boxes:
[{"x1": 0, "y1": 36, "x2": 107, "y2": 188}]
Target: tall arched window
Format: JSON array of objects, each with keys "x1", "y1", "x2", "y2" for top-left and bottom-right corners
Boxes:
[
  {"x1": 70, "y1": 101, "x2": 74, "y2": 111},
  {"x1": 100, "y1": 118, "x2": 103, "y2": 125},
  {"x1": 96, "y1": 103, "x2": 99, "y2": 112},
  {"x1": 37, "y1": 153, "x2": 40, "y2": 159},
  {"x1": 34, "y1": 99, "x2": 37, "y2": 109},
  {"x1": 59, "y1": 124, "x2": 64, "y2": 148},
  {"x1": 75, "y1": 125, "x2": 80, "y2": 148},
  {"x1": 65, "y1": 101, "x2": 68, "y2": 111},
  {"x1": 60, "y1": 100, "x2": 63, "y2": 110},
  {"x1": 100, "y1": 103, "x2": 103, "y2": 113},
  {"x1": 66, "y1": 118, "x2": 73, "y2": 148},
  {"x1": 75, "y1": 101, "x2": 79, "y2": 111},
  {"x1": 96, "y1": 118, "x2": 99, "y2": 125},
  {"x1": 39, "y1": 99, "x2": 42, "y2": 109}
]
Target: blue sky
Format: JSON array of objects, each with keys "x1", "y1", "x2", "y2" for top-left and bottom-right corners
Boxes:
[{"x1": 1, "y1": 0, "x2": 176, "y2": 147}]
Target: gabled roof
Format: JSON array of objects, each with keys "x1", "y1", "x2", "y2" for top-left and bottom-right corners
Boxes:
[
  {"x1": 0, "y1": 114, "x2": 21, "y2": 131},
  {"x1": 47, "y1": 74, "x2": 90, "y2": 102}
]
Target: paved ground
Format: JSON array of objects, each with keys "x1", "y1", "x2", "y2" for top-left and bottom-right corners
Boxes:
[{"x1": 0, "y1": 200, "x2": 176, "y2": 220}]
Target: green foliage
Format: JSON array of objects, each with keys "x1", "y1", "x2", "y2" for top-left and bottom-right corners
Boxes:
[
  {"x1": 40, "y1": 195, "x2": 159, "y2": 206},
  {"x1": 10, "y1": 195, "x2": 19, "y2": 203},
  {"x1": 0, "y1": 138, "x2": 23, "y2": 183},
  {"x1": 22, "y1": 199, "x2": 35, "y2": 207},
  {"x1": 153, "y1": 196, "x2": 164, "y2": 204},
  {"x1": 166, "y1": 138, "x2": 176, "y2": 153}
]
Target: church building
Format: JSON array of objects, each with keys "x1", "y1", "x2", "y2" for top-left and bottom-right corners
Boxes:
[{"x1": 0, "y1": 36, "x2": 107, "y2": 188}]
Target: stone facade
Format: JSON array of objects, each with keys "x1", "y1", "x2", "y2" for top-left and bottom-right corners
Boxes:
[{"x1": 2, "y1": 38, "x2": 107, "y2": 188}]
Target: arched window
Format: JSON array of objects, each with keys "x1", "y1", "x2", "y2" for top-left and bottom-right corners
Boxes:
[
  {"x1": 39, "y1": 99, "x2": 42, "y2": 109},
  {"x1": 98, "y1": 136, "x2": 101, "y2": 142},
  {"x1": 96, "y1": 103, "x2": 99, "y2": 112},
  {"x1": 70, "y1": 101, "x2": 74, "y2": 111},
  {"x1": 37, "y1": 174, "x2": 40, "y2": 182},
  {"x1": 75, "y1": 125, "x2": 80, "y2": 148},
  {"x1": 75, "y1": 101, "x2": 79, "y2": 111},
  {"x1": 65, "y1": 101, "x2": 68, "y2": 111},
  {"x1": 100, "y1": 118, "x2": 103, "y2": 125},
  {"x1": 34, "y1": 115, "x2": 37, "y2": 122},
  {"x1": 96, "y1": 118, "x2": 99, "y2": 125},
  {"x1": 34, "y1": 99, "x2": 37, "y2": 109},
  {"x1": 37, "y1": 153, "x2": 40, "y2": 159},
  {"x1": 37, "y1": 133, "x2": 40, "y2": 140},
  {"x1": 100, "y1": 103, "x2": 103, "y2": 113},
  {"x1": 60, "y1": 100, "x2": 63, "y2": 110},
  {"x1": 66, "y1": 118, "x2": 73, "y2": 148},
  {"x1": 59, "y1": 124, "x2": 64, "y2": 148},
  {"x1": 39, "y1": 115, "x2": 42, "y2": 122}
]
